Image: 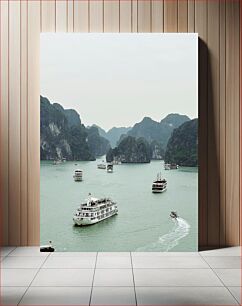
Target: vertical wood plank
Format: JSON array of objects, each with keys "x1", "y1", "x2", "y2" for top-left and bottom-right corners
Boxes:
[
  {"x1": 120, "y1": 0, "x2": 132, "y2": 32},
  {"x1": 28, "y1": 0, "x2": 40, "y2": 246},
  {"x1": 178, "y1": 0, "x2": 188, "y2": 32},
  {"x1": 188, "y1": 0, "x2": 195, "y2": 33},
  {"x1": 56, "y1": 0, "x2": 67, "y2": 32},
  {"x1": 131, "y1": 0, "x2": 138, "y2": 32},
  {"x1": 219, "y1": 0, "x2": 226, "y2": 246},
  {"x1": 164, "y1": 0, "x2": 178, "y2": 32},
  {"x1": 90, "y1": 0, "x2": 103, "y2": 32},
  {"x1": 225, "y1": 0, "x2": 240, "y2": 246},
  {"x1": 0, "y1": 0, "x2": 9, "y2": 245},
  {"x1": 9, "y1": 0, "x2": 21, "y2": 246},
  {"x1": 138, "y1": 0, "x2": 151, "y2": 32},
  {"x1": 67, "y1": 0, "x2": 74, "y2": 32},
  {"x1": 240, "y1": 0, "x2": 242, "y2": 248},
  {"x1": 20, "y1": 0, "x2": 28, "y2": 246},
  {"x1": 41, "y1": 0, "x2": 56, "y2": 32},
  {"x1": 195, "y1": 0, "x2": 208, "y2": 248},
  {"x1": 73, "y1": 0, "x2": 88, "y2": 32},
  {"x1": 207, "y1": 0, "x2": 220, "y2": 246},
  {"x1": 151, "y1": 0, "x2": 163, "y2": 32},
  {"x1": 104, "y1": 0, "x2": 119, "y2": 32}
]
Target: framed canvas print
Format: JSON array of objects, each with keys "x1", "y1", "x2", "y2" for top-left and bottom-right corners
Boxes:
[{"x1": 40, "y1": 33, "x2": 198, "y2": 252}]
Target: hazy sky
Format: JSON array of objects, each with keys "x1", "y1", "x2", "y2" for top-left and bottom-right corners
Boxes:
[{"x1": 41, "y1": 33, "x2": 198, "y2": 131}]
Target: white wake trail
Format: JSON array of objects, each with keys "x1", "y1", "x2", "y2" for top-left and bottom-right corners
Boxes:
[{"x1": 136, "y1": 217, "x2": 190, "y2": 252}]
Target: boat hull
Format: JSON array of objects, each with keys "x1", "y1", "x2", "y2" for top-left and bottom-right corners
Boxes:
[
  {"x1": 74, "y1": 177, "x2": 82, "y2": 182},
  {"x1": 152, "y1": 187, "x2": 167, "y2": 193},
  {"x1": 97, "y1": 164, "x2": 106, "y2": 169},
  {"x1": 73, "y1": 210, "x2": 118, "y2": 226}
]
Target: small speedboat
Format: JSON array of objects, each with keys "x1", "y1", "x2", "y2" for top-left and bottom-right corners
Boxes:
[{"x1": 170, "y1": 211, "x2": 178, "y2": 219}]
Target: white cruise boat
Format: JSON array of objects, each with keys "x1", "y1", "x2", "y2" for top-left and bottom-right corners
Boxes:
[
  {"x1": 164, "y1": 163, "x2": 171, "y2": 170},
  {"x1": 152, "y1": 173, "x2": 167, "y2": 193},
  {"x1": 73, "y1": 169, "x2": 83, "y2": 181},
  {"x1": 164, "y1": 163, "x2": 179, "y2": 170},
  {"x1": 53, "y1": 157, "x2": 67, "y2": 165},
  {"x1": 53, "y1": 159, "x2": 62, "y2": 165},
  {"x1": 97, "y1": 163, "x2": 106, "y2": 169},
  {"x1": 73, "y1": 195, "x2": 118, "y2": 226},
  {"x1": 107, "y1": 164, "x2": 113, "y2": 173}
]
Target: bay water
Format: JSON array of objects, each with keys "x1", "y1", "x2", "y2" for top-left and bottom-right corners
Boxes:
[{"x1": 40, "y1": 158, "x2": 198, "y2": 252}]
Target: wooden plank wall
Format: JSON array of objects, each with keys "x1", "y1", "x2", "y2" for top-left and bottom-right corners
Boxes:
[{"x1": 0, "y1": 0, "x2": 240, "y2": 247}]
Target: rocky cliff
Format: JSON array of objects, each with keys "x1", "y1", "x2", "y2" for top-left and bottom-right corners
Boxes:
[
  {"x1": 164, "y1": 118, "x2": 198, "y2": 167},
  {"x1": 40, "y1": 96, "x2": 110, "y2": 160},
  {"x1": 106, "y1": 136, "x2": 151, "y2": 163},
  {"x1": 126, "y1": 114, "x2": 190, "y2": 150},
  {"x1": 93, "y1": 125, "x2": 132, "y2": 148},
  {"x1": 87, "y1": 126, "x2": 110, "y2": 157}
]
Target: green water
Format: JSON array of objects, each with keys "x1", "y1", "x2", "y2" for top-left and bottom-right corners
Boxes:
[{"x1": 40, "y1": 159, "x2": 198, "y2": 252}]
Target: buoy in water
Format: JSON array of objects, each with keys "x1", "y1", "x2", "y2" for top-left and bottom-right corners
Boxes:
[{"x1": 40, "y1": 240, "x2": 55, "y2": 252}]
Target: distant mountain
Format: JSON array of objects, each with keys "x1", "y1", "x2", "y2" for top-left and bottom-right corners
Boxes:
[
  {"x1": 92, "y1": 125, "x2": 107, "y2": 139},
  {"x1": 161, "y1": 113, "x2": 191, "y2": 130},
  {"x1": 41, "y1": 97, "x2": 193, "y2": 164},
  {"x1": 125, "y1": 114, "x2": 190, "y2": 150},
  {"x1": 93, "y1": 125, "x2": 132, "y2": 148},
  {"x1": 127, "y1": 116, "x2": 161, "y2": 143},
  {"x1": 94, "y1": 113, "x2": 189, "y2": 151},
  {"x1": 40, "y1": 96, "x2": 110, "y2": 160},
  {"x1": 106, "y1": 127, "x2": 132, "y2": 147},
  {"x1": 87, "y1": 126, "x2": 110, "y2": 157},
  {"x1": 165, "y1": 118, "x2": 198, "y2": 167},
  {"x1": 106, "y1": 136, "x2": 151, "y2": 163}
]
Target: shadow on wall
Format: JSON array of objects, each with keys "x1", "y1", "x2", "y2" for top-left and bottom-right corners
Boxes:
[{"x1": 198, "y1": 38, "x2": 221, "y2": 251}]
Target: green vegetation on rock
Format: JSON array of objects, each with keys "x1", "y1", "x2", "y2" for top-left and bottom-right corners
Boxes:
[
  {"x1": 114, "y1": 114, "x2": 190, "y2": 161},
  {"x1": 126, "y1": 114, "x2": 190, "y2": 150},
  {"x1": 106, "y1": 136, "x2": 151, "y2": 163},
  {"x1": 41, "y1": 95, "x2": 197, "y2": 166},
  {"x1": 87, "y1": 126, "x2": 110, "y2": 157},
  {"x1": 165, "y1": 119, "x2": 198, "y2": 167},
  {"x1": 40, "y1": 96, "x2": 110, "y2": 161}
]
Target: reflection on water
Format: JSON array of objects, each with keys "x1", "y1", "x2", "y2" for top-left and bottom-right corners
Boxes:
[{"x1": 40, "y1": 159, "x2": 198, "y2": 252}]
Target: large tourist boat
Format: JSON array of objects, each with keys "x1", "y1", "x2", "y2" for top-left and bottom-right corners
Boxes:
[
  {"x1": 73, "y1": 195, "x2": 118, "y2": 226},
  {"x1": 152, "y1": 173, "x2": 167, "y2": 193},
  {"x1": 73, "y1": 169, "x2": 83, "y2": 182}
]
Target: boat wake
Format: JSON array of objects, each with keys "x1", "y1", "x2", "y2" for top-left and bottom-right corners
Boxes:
[{"x1": 136, "y1": 217, "x2": 190, "y2": 252}]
